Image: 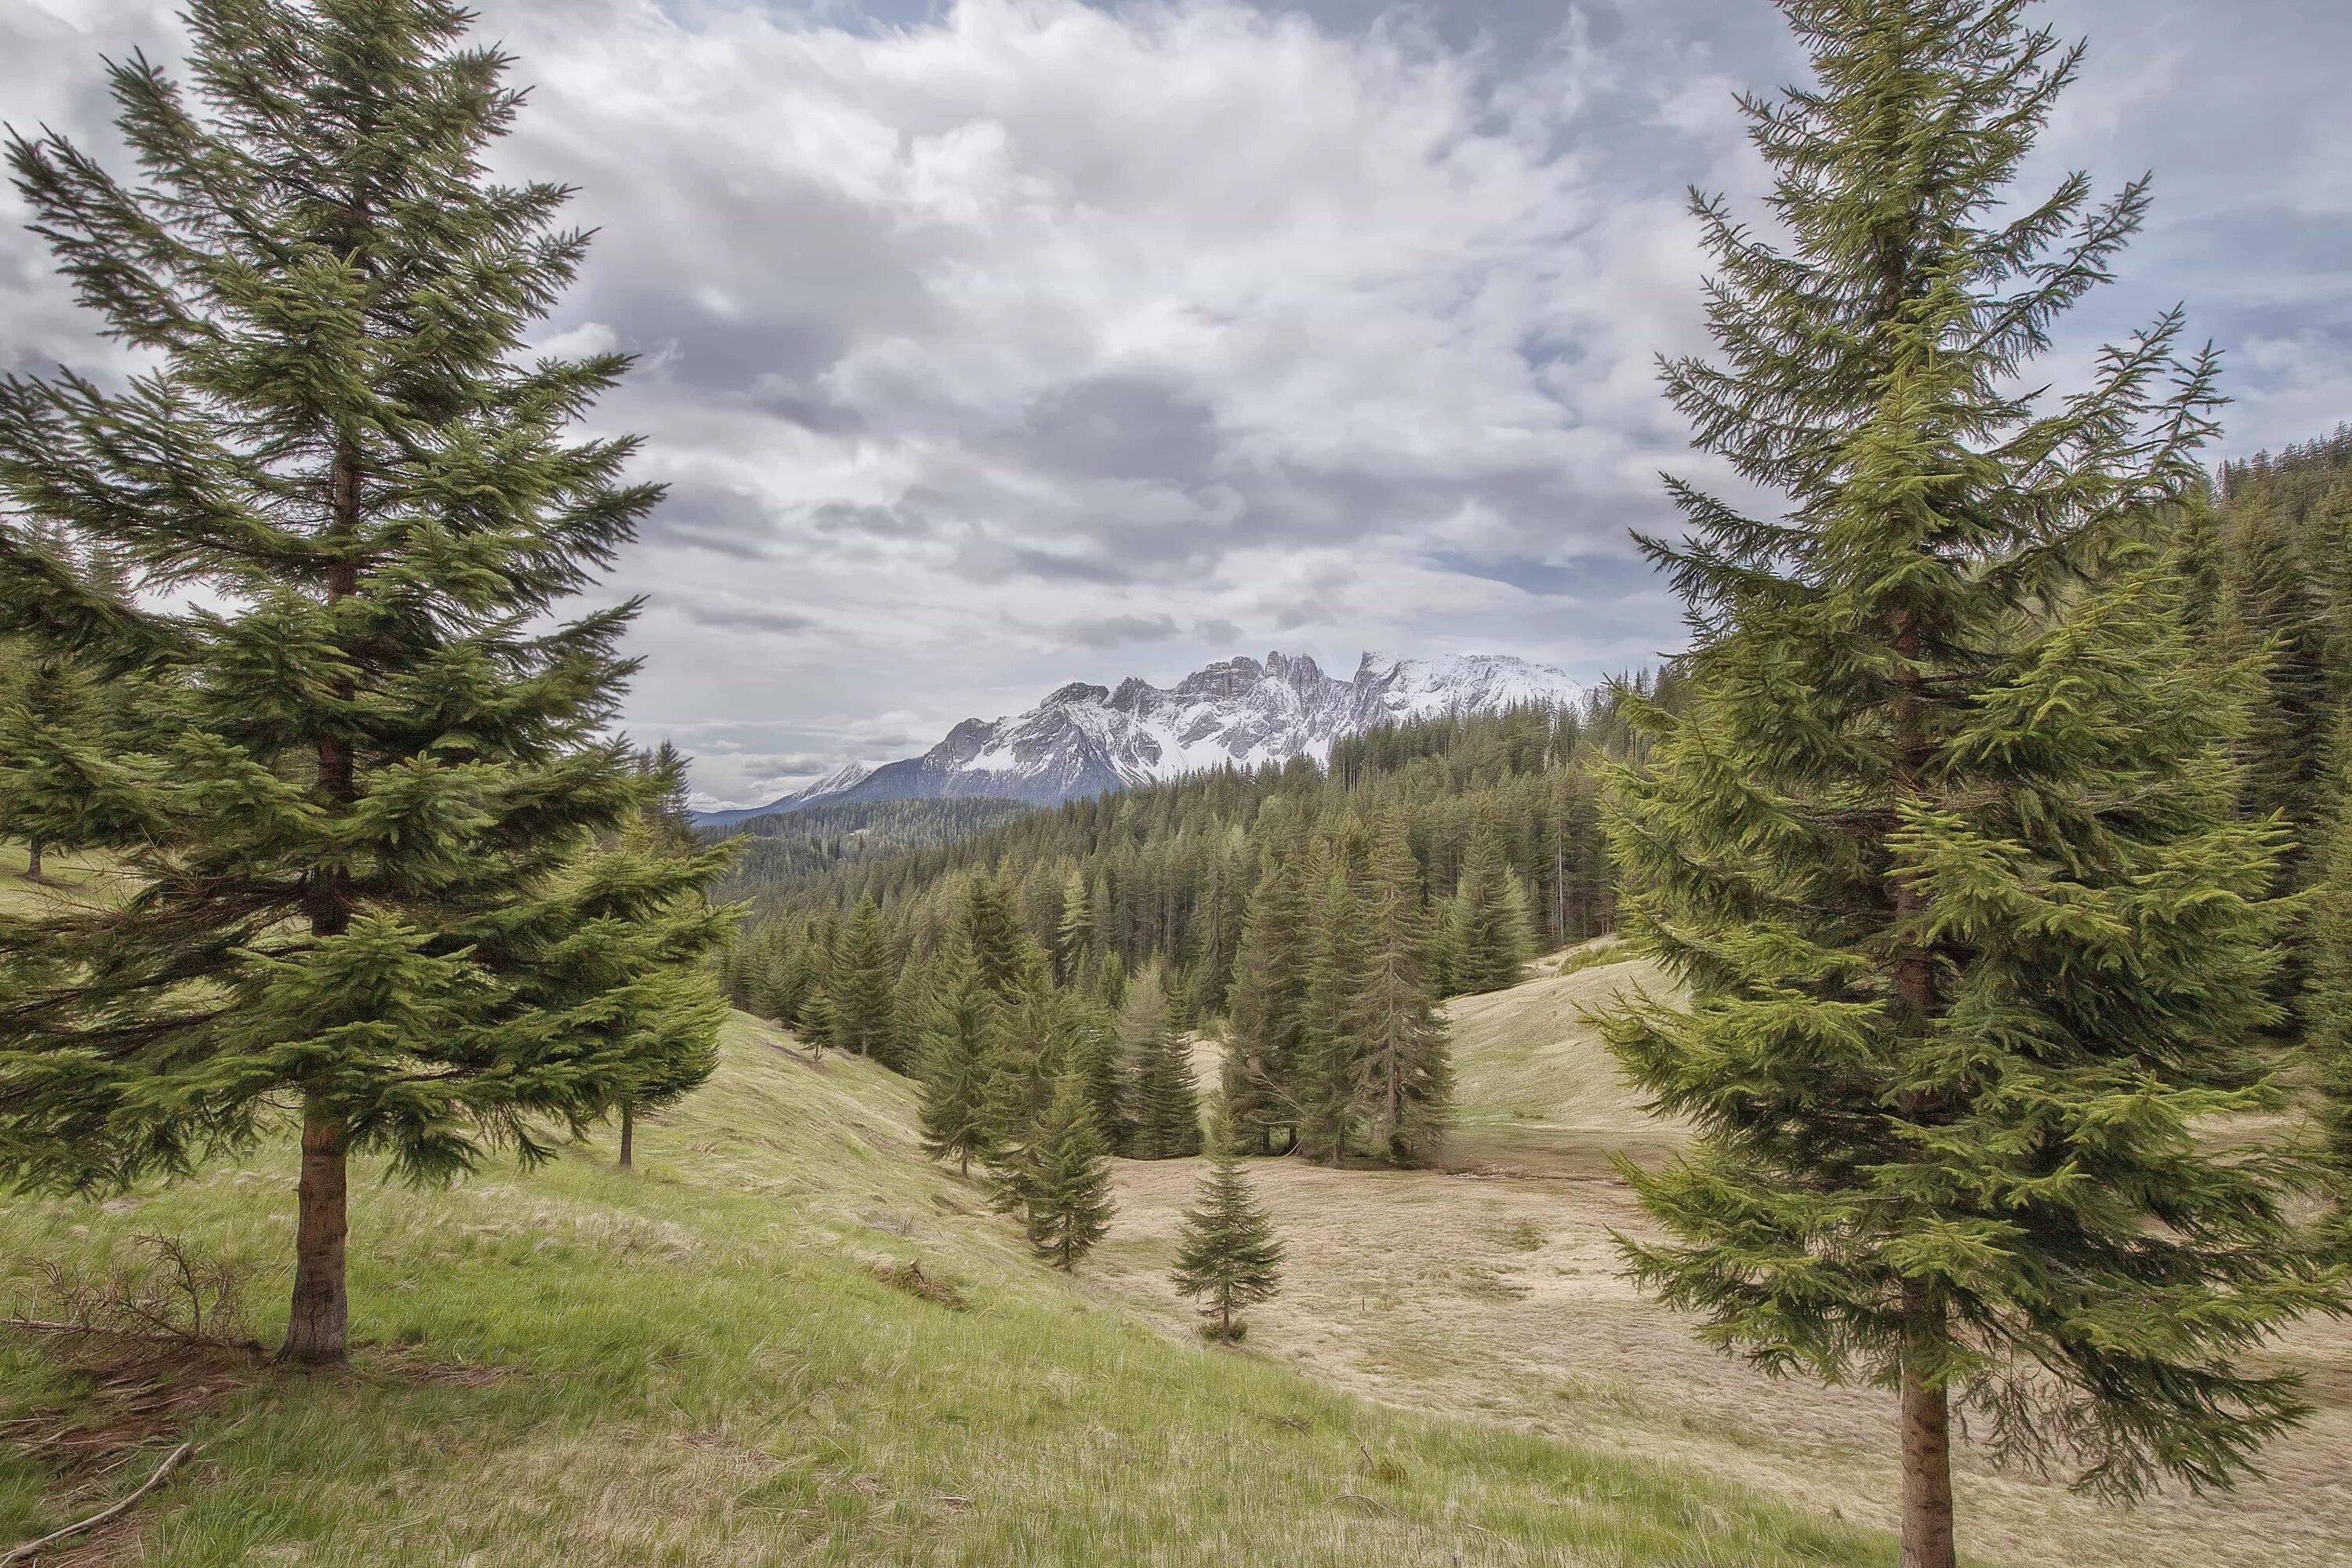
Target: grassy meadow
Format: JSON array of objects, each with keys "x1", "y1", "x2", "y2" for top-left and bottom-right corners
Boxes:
[
  {"x1": 2, "y1": 868, "x2": 2346, "y2": 1566},
  {"x1": 1096, "y1": 947, "x2": 2352, "y2": 1568},
  {"x1": 1, "y1": 1001, "x2": 1894, "y2": 1566}
]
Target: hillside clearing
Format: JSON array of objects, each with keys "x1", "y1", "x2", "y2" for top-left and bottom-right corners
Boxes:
[
  {"x1": 1, "y1": 1016, "x2": 1891, "y2": 1567},
  {"x1": 1098, "y1": 954, "x2": 2352, "y2": 1568}
]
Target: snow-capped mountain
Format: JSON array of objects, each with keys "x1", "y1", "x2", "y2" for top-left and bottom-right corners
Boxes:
[{"x1": 696, "y1": 651, "x2": 1583, "y2": 824}]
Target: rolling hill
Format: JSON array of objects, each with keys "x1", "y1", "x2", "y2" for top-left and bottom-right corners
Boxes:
[{"x1": 2, "y1": 931, "x2": 2346, "y2": 1566}]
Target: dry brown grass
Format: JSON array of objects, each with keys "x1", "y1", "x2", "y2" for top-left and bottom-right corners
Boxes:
[{"x1": 1109, "y1": 954, "x2": 2352, "y2": 1568}]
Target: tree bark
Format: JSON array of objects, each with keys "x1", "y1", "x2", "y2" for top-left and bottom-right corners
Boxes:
[
  {"x1": 1899, "y1": 1359, "x2": 1957, "y2": 1568},
  {"x1": 618, "y1": 1101, "x2": 635, "y2": 1170},
  {"x1": 21, "y1": 837, "x2": 42, "y2": 883},
  {"x1": 280, "y1": 1100, "x2": 349, "y2": 1366}
]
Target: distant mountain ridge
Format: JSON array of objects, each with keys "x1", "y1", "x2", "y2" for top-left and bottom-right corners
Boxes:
[{"x1": 695, "y1": 650, "x2": 1584, "y2": 826}]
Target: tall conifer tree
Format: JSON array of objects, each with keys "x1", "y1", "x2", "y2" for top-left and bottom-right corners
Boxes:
[
  {"x1": 1599, "y1": 5, "x2": 2343, "y2": 1563},
  {"x1": 0, "y1": 0, "x2": 730, "y2": 1366},
  {"x1": 1362, "y1": 812, "x2": 1451, "y2": 1164},
  {"x1": 1443, "y1": 813, "x2": 1535, "y2": 996},
  {"x1": 1221, "y1": 848, "x2": 1308, "y2": 1154},
  {"x1": 1297, "y1": 855, "x2": 1373, "y2": 1166},
  {"x1": 825, "y1": 895, "x2": 900, "y2": 1062},
  {"x1": 917, "y1": 946, "x2": 1000, "y2": 1178},
  {"x1": 1122, "y1": 962, "x2": 1202, "y2": 1159}
]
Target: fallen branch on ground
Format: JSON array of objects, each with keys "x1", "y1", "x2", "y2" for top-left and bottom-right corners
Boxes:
[
  {"x1": 0, "y1": 1440, "x2": 193, "y2": 1566},
  {"x1": 0, "y1": 1317, "x2": 264, "y2": 1355}
]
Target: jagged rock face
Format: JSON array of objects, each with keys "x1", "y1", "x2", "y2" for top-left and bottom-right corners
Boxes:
[{"x1": 696, "y1": 651, "x2": 1582, "y2": 822}]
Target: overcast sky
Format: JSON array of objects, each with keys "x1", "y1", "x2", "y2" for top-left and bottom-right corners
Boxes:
[{"x1": 6, "y1": 0, "x2": 2348, "y2": 807}]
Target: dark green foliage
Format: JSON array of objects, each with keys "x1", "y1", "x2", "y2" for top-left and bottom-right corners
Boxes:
[
  {"x1": 0, "y1": 0, "x2": 729, "y2": 1363},
  {"x1": 1172, "y1": 1112, "x2": 1283, "y2": 1340},
  {"x1": 1599, "y1": 0, "x2": 2344, "y2": 1550},
  {"x1": 1296, "y1": 850, "x2": 1373, "y2": 1165},
  {"x1": 2315, "y1": 785, "x2": 2352, "y2": 1182},
  {"x1": 1360, "y1": 812, "x2": 1452, "y2": 1164},
  {"x1": 1122, "y1": 964, "x2": 1202, "y2": 1160},
  {"x1": 706, "y1": 796, "x2": 1036, "y2": 906},
  {"x1": 916, "y1": 946, "x2": 1000, "y2": 1179},
  {"x1": 1222, "y1": 849, "x2": 1310, "y2": 1155},
  {"x1": 998, "y1": 1073, "x2": 1115, "y2": 1271},
  {"x1": 959, "y1": 871, "x2": 1047, "y2": 1002},
  {"x1": 824, "y1": 895, "x2": 902, "y2": 1065},
  {"x1": 1439, "y1": 811, "x2": 1535, "y2": 996}
]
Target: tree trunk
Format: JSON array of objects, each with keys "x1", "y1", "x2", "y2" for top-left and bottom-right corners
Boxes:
[
  {"x1": 22, "y1": 837, "x2": 42, "y2": 882},
  {"x1": 618, "y1": 1101, "x2": 635, "y2": 1170},
  {"x1": 1900, "y1": 1361, "x2": 1957, "y2": 1568},
  {"x1": 280, "y1": 1100, "x2": 350, "y2": 1366}
]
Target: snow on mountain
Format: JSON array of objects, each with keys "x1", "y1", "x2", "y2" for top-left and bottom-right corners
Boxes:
[{"x1": 693, "y1": 651, "x2": 1582, "y2": 824}]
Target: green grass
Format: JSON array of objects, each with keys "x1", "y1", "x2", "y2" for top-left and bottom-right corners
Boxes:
[{"x1": 0, "y1": 1016, "x2": 1894, "y2": 1566}]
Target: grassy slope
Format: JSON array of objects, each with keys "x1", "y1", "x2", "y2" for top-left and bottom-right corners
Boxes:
[
  {"x1": 1094, "y1": 946, "x2": 2352, "y2": 1568},
  {"x1": 0, "y1": 1016, "x2": 1893, "y2": 1567}
]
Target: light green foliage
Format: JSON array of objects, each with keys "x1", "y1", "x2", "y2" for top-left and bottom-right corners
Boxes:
[
  {"x1": 1121, "y1": 963, "x2": 1202, "y2": 1159},
  {"x1": 1599, "y1": 0, "x2": 2344, "y2": 1526}
]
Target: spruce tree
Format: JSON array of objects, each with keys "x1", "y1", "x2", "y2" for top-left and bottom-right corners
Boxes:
[
  {"x1": 959, "y1": 871, "x2": 1044, "y2": 1002},
  {"x1": 1122, "y1": 963, "x2": 1202, "y2": 1159},
  {"x1": 1443, "y1": 814, "x2": 1535, "y2": 996},
  {"x1": 1055, "y1": 866, "x2": 1095, "y2": 985},
  {"x1": 0, "y1": 0, "x2": 730, "y2": 1366},
  {"x1": 916, "y1": 946, "x2": 1000, "y2": 1178},
  {"x1": 613, "y1": 748, "x2": 726, "y2": 1171},
  {"x1": 1297, "y1": 855, "x2": 1372, "y2": 1166},
  {"x1": 1010, "y1": 1073, "x2": 1114, "y2": 1271},
  {"x1": 1221, "y1": 849, "x2": 1308, "y2": 1153},
  {"x1": 1362, "y1": 812, "x2": 1451, "y2": 1164},
  {"x1": 1172, "y1": 1111, "x2": 1283, "y2": 1341},
  {"x1": 826, "y1": 895, "x2": 899, "y2": 1061},
  {"x1": 1599, "y1": 5, "x2": 2343, "y2": 1563}
]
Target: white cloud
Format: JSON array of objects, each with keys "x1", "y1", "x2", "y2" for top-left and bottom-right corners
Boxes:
[{"x1": 7, "y1": 0, "x2": 2347, "y2": 807}]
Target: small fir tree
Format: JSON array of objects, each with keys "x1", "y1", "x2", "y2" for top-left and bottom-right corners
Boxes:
[
  {"x1": 1010, "y1": 1073, "x2": 1114, "y2": 1271},
  {"x1": 1172, "y1": 1111, "x2": 1283, "y2": 1341},
  {"x1": 1599, "y1": 4, "x2": 2346, "y2": 1564},
  {"x1": 0, "y1": 0, "x2": 731, "y2": 1366}
]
